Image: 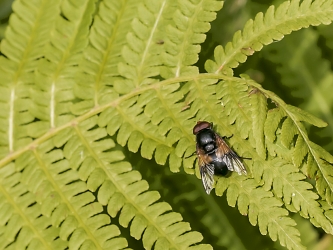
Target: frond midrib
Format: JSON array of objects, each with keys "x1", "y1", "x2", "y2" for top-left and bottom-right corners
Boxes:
[
  {"x1": 2, "y1": 71, "x2": 330, "y2": 212},
  {"x1": 0, "y1": 73, "x2": 230, "y2": 168},
  {"x1": 47, "y1": 0, "x2": 91, "y2": 128},
  {"x1": 7, "y1": 0, "x2": 53, "y2": 153},
  {"x1": 137, "y1": 1, "x2": 166, "y2": 82},
  {"x1": 92, "y1": 1, "x2": 128, "y2": 106}
]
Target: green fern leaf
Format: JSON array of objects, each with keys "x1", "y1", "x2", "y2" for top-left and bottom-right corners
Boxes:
[
  {"x1": 77, "y1": 0, "x2": 139, "y2": 101},
  {"x1": 216, "y1": 177, "x2": 305, "y2": 250},
  {"x1": 286, "y1": 105, "x2": 327, "y2": 128},
  {"x1": 215, "y1": 80, "x2": 251, "y2": 139},
  {"x1": 31, "y1": 0, "x2": 95, "y2": 127},
  {"x1": 0, "y1": 116, "x2": 211, "y2": 249},
  {"x1": 306, "y1": 142, "x2": 333, "y2": 203},
  {"x1": 264, "y1": 107, "x2": 285, "y2": 143},
  {"x1": 0, "y1": 0, "x2": 62, "y2": 156},
  {"x1": 2, "y1": 0, "x2": 333, "y2": 249},
  {"x1": 82, "y1": 117, "x2": 211, "y2": 249},
  {"x1": 243, "y1": 76, "x2": 333, "y2": 206},
  {"x1": 162, "y1": 0, "x2": 223, "y2": 78},
  {"x1": 116, "y1": 0, "x2": 168, "y2": 91},
  {"x1": 205, "y1": 0, "x2": 333, "y2": 75},
  {"x1": 292, "y1": 135, "x2": 308, "y2": 167},
  {"x1": 249, "y1": 88, "x2": 267, "y2": 158},
  {"x1": 263, "y1": 28, "x2": 333, "y2": 154},
  {"x1": 218, "y1": 78, "x2": 333, "y2": 236},
  {"x1": 268, "y1": 160, "x2": 333, "y2": 234},
  {"x1": 281, "y1": 117, "x2": 298, "y2": 148}
]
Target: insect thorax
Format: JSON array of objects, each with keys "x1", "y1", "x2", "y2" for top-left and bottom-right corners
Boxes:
[{"x1": 196, "y1": 129, "x2": 217, "y2": 154}]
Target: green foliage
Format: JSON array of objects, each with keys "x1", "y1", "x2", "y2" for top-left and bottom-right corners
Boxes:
[{"x1": 1, "y1": 0, "x2": 333, "y2": 249}]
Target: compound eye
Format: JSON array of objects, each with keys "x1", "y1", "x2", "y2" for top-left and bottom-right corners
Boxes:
[{"x1": 193, "y1": 121, "x2": 212, "y2": 135}]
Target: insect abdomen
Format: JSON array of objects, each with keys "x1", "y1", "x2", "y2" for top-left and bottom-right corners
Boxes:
[
  {"x1": 213, "y1": 160, "x2": 228, "y2": 175},
  {"x1": 210, "y1": 154, "x2": 228, "y2": 176}
]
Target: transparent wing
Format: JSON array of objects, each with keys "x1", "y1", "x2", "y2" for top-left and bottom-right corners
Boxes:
[
  {"x1": 197, "y1": 146, "x2": 215, "y2": 194},
  {"x1": 216, "y1": 135, "x2": 247, "y2": 175},
  {"x1": 222, "y1": 151, "x2": 247, "y2": 175},
  {"x1": 199, "y1": 163, "x2": 215, "y2": 194}
]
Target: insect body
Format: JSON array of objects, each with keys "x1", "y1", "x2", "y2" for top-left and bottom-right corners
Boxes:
[{"x1": 193, "y1": 121, "x2": 247, "y2": 194}]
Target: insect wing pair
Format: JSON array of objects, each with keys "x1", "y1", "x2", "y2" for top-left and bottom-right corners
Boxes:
[{"x1": 193, "y1": 121, "x2": 247, "y2": 194}]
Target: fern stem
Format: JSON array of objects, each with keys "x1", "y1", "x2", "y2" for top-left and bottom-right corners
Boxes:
[
  {"x1": 0, "y1": 73, "x2": 229, "y2": 167},
  {"x1": 137, "y1": 1, "x2": 167, "y2": 84}
]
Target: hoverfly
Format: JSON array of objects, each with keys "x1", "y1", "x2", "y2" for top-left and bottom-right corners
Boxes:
[{"x1": 193, "y1": 121, "x2": 247, "y2": 194}]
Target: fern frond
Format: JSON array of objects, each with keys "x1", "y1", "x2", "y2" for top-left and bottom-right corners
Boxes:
[
  {"x1": 141, "y1": 158, "x2": 276, "y2": 250},
  {"x1": 76, "y1": 0, "x2": 139, "y2": 105},
  {"x1": 73, "y1": 0, "x2": 224, "y2": 174},
  {"x1": 242, "y1": 77, "x2": 333, "y2": 204},
  {"x1": 216, "y1": 176, "x2": 305, "y2": 250},
  {"x1": 249, "y1": 88, "x2": 267, "y2": 158},
  {"x1": 0, "y1": 0, "x2": 61, "y2": 157},
  {"x1": 214, "y1": 78, "x2": 333, "y2": 236},
  {"x1": 215, "y1": 80, "x2": 251, "y2": 139},
  {"x1": 98, "y1": 83, "x2": 189, "y2": 173},
  {"x1": 74, "y1": 0, "x2": 171, "y2": 113},
  {"x1": 272, "y1": 162, "x2": 333, "y2": 233},
  {"x1": 0, "y1": 153, "x2": 127, "y2": 250},
  {"x1": 264, "y1": 28, "x2": 333, "y2": 152},
  {"x1": 0, "y1": 114, "x2": 211, "y2": 249},
  {"x1": 264, "y1": 108, "x2": 285, "y2": 144},
  {"x1": 110, "y1": 0, "x2": 170, "y2": 93},
  {"x1": 63, "y1": 116, "x2": 212, "y2": 249},
  {"x1": 205, "y1": 0, "x2": 333, "y2": 75},
  {"x1": 1, "y1": 69, "x2": 330, "y2": 248},
  {"x1": 29, "y1": 0, "x2": 95, "y2": 132},
  {"x1": 227, "y1": 82, "x2": 333, "y2": 236},
  {"x1": 1, "y1": 0, "x2": 333, "y2": 249},
  {"x1": 162, "y1": 0, "x2": 223, "y2": 78}
]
